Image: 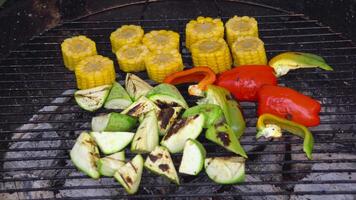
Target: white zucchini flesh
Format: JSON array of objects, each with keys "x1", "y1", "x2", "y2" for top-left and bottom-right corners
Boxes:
[
  {"x1": 179, "y1": 139, "x2": 206, "y2": 175},
  {"x1": 74, "y1": 85, "x2": 111, "y2": 112},
  {"x1": 205, "y1": 157, "x2": 245, "y2": 184},
  {"x1": 97, "y1": 157, "x2": 125, "y2": 177},
  {"x1": 90, "y1": 131, "x2": 134, "y2": 154}
]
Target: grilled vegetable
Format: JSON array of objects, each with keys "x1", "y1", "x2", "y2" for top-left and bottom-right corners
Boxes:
[
  {"x1": 75, "y1": 55, "x2": 116, "y2": 89},
  {"x1": 256, "y1": 113, "x2": 314, "y2": 159},
  {"x1": 146, "y1": 83, "x2": 188, "y2": 109},
  {"x1": 121, "y1": 96, "x2": 160, "y2": 117},
  {"x1": 163, "y1": 66, "x2": 216, "y2": 97},
  {"x1": 191, "y1": 38, "x2": 232, "y2": 74},
  {"x1": 206, "y1": 123, "x2": 247, "y2": 158},
  {"x1": 114, "y1": 154, "x2": 144, "y2": 194},
  {"x1": 231, "y1": 36, "x2": 267, "y2": 66},
  {"x1": 205, "y1": 156, "x2": 245, "y2": 184},
  {"x1": 144, "y1": 146, "x2": 179, "y2": 184},
  {"x1": 97, "y1": 151, "x2": 125, "y2": 177},
  {"x1": 131, "y1": 111, "x2": 159, "y2": 153},
  {"x1": 226, "y1": 100, "x2": 246, "y2": 139},
  {"x1": 75, "y1": 85, "x2": 111, "y2": 112},
  {"x1": 125, "y1": 73, "x2": 153, "y2": 101},
  {"x1": 182, "y1": 104, "x2": 224, "y2": 128},
  {"x1": 103, "y1": 82, "x2": 132, "y2": 110},
  {"x1": 145, "y1": 49, "x2": 184, "y2": 83},
  {"x1": 161, "y1": 114, "x2": 205, "y2": 153},
  {"x1": 185, "y1": 16, "x2": 224, "y2": 50},
  {"x1": 216, "y1": 65, "x2": 277, "y2": 102},
  {"x1": 225, "y1": 16, "x2": 259, "y2": 47},
  {"x1": 61, "y1": 35, "x2": 97, "y2": 71},
  {"x1": 90, "y1": 131, "x2": 134, "y2": 154},
  {"x1": 110, "y1": 25, "x2": 144, "y2": 53},
  {"x1": 269, "y1": 52, "x2": 333, "y2": 77},
  {"x1": 257, "y1": 85, "x2": 321, "y2": 127},
  {"x1": 70, "y1": 132, "x2": 100, "y2": 179},
  {"x1": 157, "y1": 107, "x2": 182, "y2": 136},
  {"x1": 91, "y1": 112, "x2": 137, "y2": 132},
  {"x1": 142, "y1": 30, "x2": 180, "y2": 51},
  {"x1": 116, "y1": 44, "x2": 149, "y2": 72},
  {"x1": 179, "y1": 139, "x2": 206, "y2": 175}
]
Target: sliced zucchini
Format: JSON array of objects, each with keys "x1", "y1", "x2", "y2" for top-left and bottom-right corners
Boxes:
[
  {"x1": 144, "y1": 146, "x2": 179, "y2": 184},
  {"x1": 121, "y1": 96, "x2": 160, "y2": 117},
  {"x1": 205, "y1": 156, "x2": 245, "y2": 184},
  {"x1": 157, "y1": 106, "x2": 182, "y2": 136},
  {"x1": 205, "y1": 123, "x2": 247, "y2": 158},
  {"x1": 97, "y1": 152, "x2": 125, "y2": 177},
  {"x1": 125, "y1": 73, "x2": 153, "y2": 101},
  {"x1": 161, "y1": 114, "x2": 205, "y2": 153},
  {"x1": 182, "y1": 104, "x2": 224, "y2": 128},
  {"x1": 114, "y1": 154, "x2": 144, "y2": 194},
  {"x1": 70, "y1": 132, "x2": 100, "y2": 179},
  {"x1": 131, "y1": 110, "x2": 159, "y2": 153},
  {"x1": 146, "y1": 83, "x2": 188, "y2": 109},
  {"x1": 91, "y1": 112, "x2": 137, "y2": 132},
  {"x1": 179, "y1": 139, "x2": 206, "y2": 175},
  {"x1": 90, "y1": 131, "x2": 134, "y2": 154},
  {"x1": 104, "y1": 82, "x2": 133, "y2": 110},
  {"x1": 74, "y1": 85, "x2": 111, "y2": 112}
]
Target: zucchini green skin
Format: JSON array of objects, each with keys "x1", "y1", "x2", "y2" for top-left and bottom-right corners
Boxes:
[
  {"x1": 104, "y1": 82, "x2": 133, "y2": 109},
  {"x1": 91, "y1": 112, "x2": 137, "y2": 132},
  {"x1": 182, "y1": 104, "x2": 224, "y2": 128}
]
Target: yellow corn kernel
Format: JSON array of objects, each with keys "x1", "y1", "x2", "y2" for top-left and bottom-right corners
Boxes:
[
  {"x1": 110, "y1": 25, "x2": 144, "y2": 53},
  {"x1": 61, "y1": 35, "x2": 97, "y2": 71},
  {"x1": 185, "y1": 16, "x2": 224, "y2": 50},
  {"x1": 231, "y1": 36, "x2": 267, "y2": 66},
  {"x1": 142, "y1": 30, "x2": 180, "y2": 52},
  {"x1": 225, "y1": 16, "x2": 259, "y2": 47},
  {"x1": 145, "y1": 49, "x2": 184, "y2": 83},
  {"x1": 191, "y1": 38, "x2": 232, "y2": 73},
  {"x1": 75, "y1": 55, "x2": 116, "y2": 89},
  {"x1": 116, "y1": 44, "x2": 149, "y2": 72}
]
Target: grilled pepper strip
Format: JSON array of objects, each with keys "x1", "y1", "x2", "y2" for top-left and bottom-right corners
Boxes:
[
  {"x1": 216, "y1": 65, "x2": 277, "y2": 102},
  {"x1": 258, "y1": 85, "x2": 321, "y2": 127},
  {"x1": 256, "y1": 114, "x2": 314, "y2": 160},
  {"x1": 163, "y1": 67, "x2": 216, "y2": 96}
]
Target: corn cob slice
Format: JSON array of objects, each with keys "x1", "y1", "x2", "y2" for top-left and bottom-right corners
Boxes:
[
  {"x1": 191, "y1": 38, "x2": 232, "y2": 74},
  {"x1": 110, "y1": 25, "x2": 144, "y2": 53},
  {"x1": 142, "y1": 30, "x2": 180, "y2": 52},
  {"x1": 61, "y1": 35, "x2": 97, "y2": 71},
  {"x1": 116, "y1": 44, "x2": 149, "y2": 72},
  {"x1": 145, "y1": 49, "x2": 184, "y2": 83},
  {"x1": 231, "y1": 36, "x2": 267, "y2": 66},
  {"x1": 185, "y1": 16, "x2": 224, "y2": 50},
  {"x1": 75, "y1": 55, "x2": 116, "y2": 89},
  {"x1": 225, "y1": 16, "x2": 259, "y2": 47}
]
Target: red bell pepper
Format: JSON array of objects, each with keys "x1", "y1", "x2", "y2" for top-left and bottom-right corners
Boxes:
[
  {"x1": 163, "y1": 67, "x2": 216, "y2": 96},
  {"x1": 216, "y1": 65, "x2": 277, "y2": 102},
  {"x1": 257, "y1": 85, "x2": 321, "y2": 127}
]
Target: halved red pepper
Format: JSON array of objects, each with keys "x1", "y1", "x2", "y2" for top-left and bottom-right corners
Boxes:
[
  {"x1": 163, "y1": 67, "x2": 216, "y2": 96},
  {"x1": 216, "y1": 65, "x2": 277, "y2": 102},
  {"x1": 257, "y1": 85, "x2": 321, "y2": 127}
]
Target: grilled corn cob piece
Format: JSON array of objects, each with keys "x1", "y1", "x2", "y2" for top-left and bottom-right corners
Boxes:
[
  {"x1": 116, "y1": 44, "x2": 149, "y2": 72},
  {"x1": 225, "y1": 16, "x2": 258, "y2": 47},
  {"x1": 145, "y1": 49, "x2": 184, "y2": 83},
  {"x1": 142, "y1": 30, "x2": 180, "y2": 52},
  {"x1": 75, "y1": 55, "x2": 116, "y2": 89},
  {"x1": 191, "y1": 38, "x2": 232, "y2": 73},
  {"x1": 231, "y1": 36, "x2": 267, "y2": 66},
  {"x1": 61, "y1": 35, "x2": 97, "y2": 71},
  {"x1": 185, "y1": 16, "x2": 224, "y2": 50},
  {"x1": 110, "y1": 25, "x2": 144, "y2": 53}
]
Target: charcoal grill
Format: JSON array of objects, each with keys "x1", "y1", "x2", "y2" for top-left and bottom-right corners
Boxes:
[{"x1": 1, "y1": 0, "x2": 356, "y2": 199}]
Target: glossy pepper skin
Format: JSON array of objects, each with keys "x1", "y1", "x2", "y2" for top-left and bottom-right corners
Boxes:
[
  {"x1": 257, "y1": 85, "x2": 321, "y2": 127},
  {"x1": 216, "y1": 65, "x2": 277, "y2": 102}
]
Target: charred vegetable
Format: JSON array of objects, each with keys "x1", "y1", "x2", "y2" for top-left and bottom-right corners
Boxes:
[
  {"x1": 125, "y1": 73, "x2": 153, "y2": 101},
  {"x1": 74, "y1": 85, "x2": 111, "y2": 112},
  {"x1": 121, "y1": 96, "x2": 160, "y2": 117},
  {"x1": 144, "y1": 146, "x2": 179, "y2": 184},
  {"x1": 161, "y1": 114, "x2": 205, "y2": 153},
  {"x1": 104, "y1": 82, "x2": 132, "y2": 109},
  {"x1": 205, "y1": 156, "x2": 245, "y2": 184},
  {"x1": 91, "y1": 112, "x2": 137, "y2": 132},
  {"x1": 146, "y1": 83, "x2": 188, "y2": 109},
  {"x1": 97, "y1": 151, "x2": 125, "y2": 177},
  {"x1": 157, "y1": 106, "x2": 182, "y2": 136},
  {"x1": 182, "y1": 104, "x2": 224, "y2": 128},
  {"x1": 90, "y1": 131, "x2": 134, "y2": 154},
  {"x1": 179, "y1": 139, "x2": 206, "y2": 175},
  {"x1": 70, "y1": 132, "x2": 100, "y2": 179}
]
